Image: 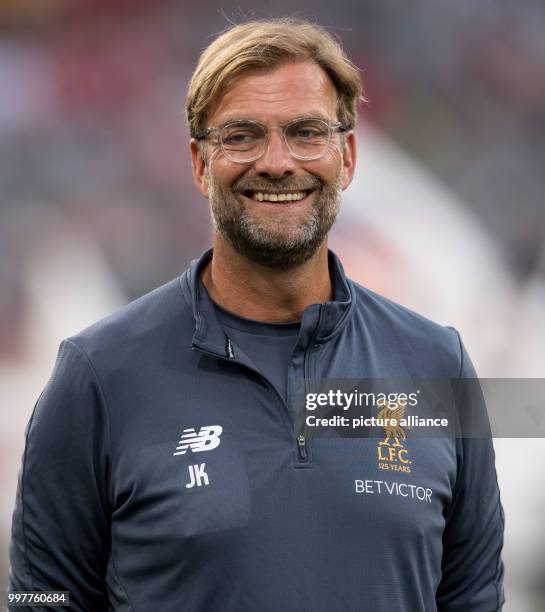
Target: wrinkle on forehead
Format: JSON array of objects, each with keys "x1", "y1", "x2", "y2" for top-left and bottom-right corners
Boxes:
[{"x1": 207, "y1": 62, "x2": 339, "y2": 127}]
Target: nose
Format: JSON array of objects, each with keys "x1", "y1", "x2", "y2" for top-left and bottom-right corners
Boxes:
[{"x1": 252, "y1": 128, "x2": 296, "y2": 178}]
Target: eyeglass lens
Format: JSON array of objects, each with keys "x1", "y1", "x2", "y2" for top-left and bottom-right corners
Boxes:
[{"x1": 220, "y1": 119, "x2": 331, "y2": 162}]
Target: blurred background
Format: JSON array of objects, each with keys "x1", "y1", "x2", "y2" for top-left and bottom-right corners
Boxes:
[{"x1": 1, "y1": 0, "x2": 544, "y2": 609}]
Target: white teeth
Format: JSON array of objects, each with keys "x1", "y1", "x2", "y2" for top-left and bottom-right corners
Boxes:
[{"x1": 251, "y1": 191, "x2": 307, "y2": 202}]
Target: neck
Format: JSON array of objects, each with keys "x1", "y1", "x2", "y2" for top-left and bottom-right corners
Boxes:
[{"x1": 200, "y1": 236, "x2": 332, "y2": 323}]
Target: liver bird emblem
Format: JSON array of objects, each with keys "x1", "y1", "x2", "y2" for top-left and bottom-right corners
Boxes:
[{"x1": 377, "y1": 400, "x2": 407, "y2": 447}]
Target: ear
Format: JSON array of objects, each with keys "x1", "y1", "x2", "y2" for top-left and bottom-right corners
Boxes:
[
  {"x1": 190, "y1": 139, "x2": 210, "y2": 198},
  {"x1": 340, "y1": 130, "x2": 356, "y2": 190}
]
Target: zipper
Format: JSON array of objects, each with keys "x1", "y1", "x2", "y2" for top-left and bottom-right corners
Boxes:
[
  {"x1": 297, "y1": 433, "x2": 308, "y2": 461},
  {"x1": 194, "y1": 305, "x2": 322, "y2": 468},
  {"x1": 297, "y1": 305, "x2": 324, "y2": 464},
  {"x1": 225, "y1": 337, "x2": 235, "y2": 359}
]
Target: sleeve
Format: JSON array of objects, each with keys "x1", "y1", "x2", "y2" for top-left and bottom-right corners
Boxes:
[
  {"x1": 436, "y1": 329, "x2": 505, "y2": 611},
  {"x1": 9, "y1": 339, "x2": 111, "y2": 611}
]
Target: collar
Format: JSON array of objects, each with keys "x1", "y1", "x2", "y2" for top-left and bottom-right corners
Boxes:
[{"x1": 180, "y1": 248, "x2": 355, "y2": 358}]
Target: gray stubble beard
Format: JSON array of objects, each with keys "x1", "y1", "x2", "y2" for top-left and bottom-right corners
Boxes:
[{"x1": 207, "y1": 168, "x2": 343, "y2": 269}]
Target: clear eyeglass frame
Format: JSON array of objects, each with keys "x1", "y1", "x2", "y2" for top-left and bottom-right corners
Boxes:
[{"x1": 195, "y1": 117, "x2": 349, "y2": 164}]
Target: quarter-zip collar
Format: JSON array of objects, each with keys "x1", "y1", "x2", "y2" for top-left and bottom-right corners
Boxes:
[{"x1": 180, "y1": 248, "x2": 355, "y2": 357}]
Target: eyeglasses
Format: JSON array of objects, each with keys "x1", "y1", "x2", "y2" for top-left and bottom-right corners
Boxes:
[{"x1": 195, "y1": 117, "x2": 349, "y2": 164}]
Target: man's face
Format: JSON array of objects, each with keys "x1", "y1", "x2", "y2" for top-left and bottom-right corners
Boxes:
[{"x1": 190, "y1": 61, "x2": 356, "y2": 268}]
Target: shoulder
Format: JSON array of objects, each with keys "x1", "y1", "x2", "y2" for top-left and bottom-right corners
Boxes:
[
  {"x1": 65, "y1": 275, "x2": 192, "y2": 364},
  {"x1": 348, "y1": 279, "x2": 465, "y2": 378}
]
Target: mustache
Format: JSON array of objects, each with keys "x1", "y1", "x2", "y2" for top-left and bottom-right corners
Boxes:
[{"x1": 232, "y1": 175, "x2": 323, "y2": 193}]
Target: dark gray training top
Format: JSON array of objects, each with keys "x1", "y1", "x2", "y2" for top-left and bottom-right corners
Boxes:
[
  {"x1": 9, "y1": 249, "x2": 505, "y2": 611},
  {"x1": 201, "y1": 279, "x2": 300, "y2": 402}
]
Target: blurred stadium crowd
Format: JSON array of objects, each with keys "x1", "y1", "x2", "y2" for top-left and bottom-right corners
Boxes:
[{"x1": 1, "y1": 0, "x2": 545, "y2": 357}]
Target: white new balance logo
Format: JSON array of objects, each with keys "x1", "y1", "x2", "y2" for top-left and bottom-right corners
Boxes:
[{"x1": 173, "y1": 425, "x2": 223, "y2": 456}]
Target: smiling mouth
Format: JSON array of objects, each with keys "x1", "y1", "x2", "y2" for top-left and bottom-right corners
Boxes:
[{"x1": 241, "y1": 189, "x2": 314, "y2": 203}]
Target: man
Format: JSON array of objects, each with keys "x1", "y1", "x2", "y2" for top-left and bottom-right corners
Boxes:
[{"x1": 9, "y1": 18, "x2": 504, "y2": 611}]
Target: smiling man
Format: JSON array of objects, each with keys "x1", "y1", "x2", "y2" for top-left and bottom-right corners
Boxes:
[
  {"x1": 9, "y1": 19, "x2": 504, "y2": 612},
  {"x1": 192, "y1": 61, "x2": 350, "y2": 276}
]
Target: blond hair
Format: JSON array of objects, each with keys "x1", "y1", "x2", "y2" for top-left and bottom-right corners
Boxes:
[{"x1": 186, "y1": 18, "x2": 365, "y2": 138}]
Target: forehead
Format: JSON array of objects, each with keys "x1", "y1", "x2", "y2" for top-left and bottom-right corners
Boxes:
[{"x1": 208, "y1": 62, "x2": 338, "y2": 126}]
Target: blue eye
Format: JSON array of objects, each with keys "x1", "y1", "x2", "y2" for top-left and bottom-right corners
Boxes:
[
  {"x1": 288, "y1": 121, "x2": 329, "y2": 141},
  {"x1": 221, "y1": 124, "x2": 263, "y2": 148},
  {"x1": 297, "y1": 129, "x2": 321, "y2": 139},
  {"x1": 224, "y1": 133, "x2": 254, "y2": 144}
]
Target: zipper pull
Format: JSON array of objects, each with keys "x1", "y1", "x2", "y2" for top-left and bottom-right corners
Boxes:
[
  {"x1": 225, "y1": 336, "x2": 235, "y2": 359},
  {"x1": 297, "y1": 434, "x2": 308, "y2": 461}
]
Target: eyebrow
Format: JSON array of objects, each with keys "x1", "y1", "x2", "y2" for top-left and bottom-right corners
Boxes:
[{"x1": 213, "y1": 114, "x2": 334, "y2": 128}]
